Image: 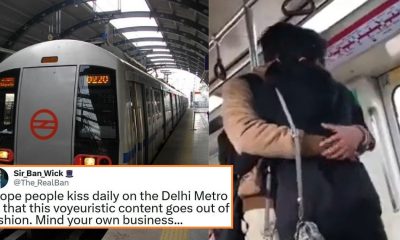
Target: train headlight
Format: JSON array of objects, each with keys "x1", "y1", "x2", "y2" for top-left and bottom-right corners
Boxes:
[
  {"x1": 74, "y1": 154, "x2": 112, "y2": 165},
  {"x1": 0, "y1": 148, "x2": 13, "y2": 163},
  {"x1": 0, "y1": 151, "x2": 8, "y2": 159},
  {"x1": 84, "y1": 157, "x2": 96, "y2": 165}
]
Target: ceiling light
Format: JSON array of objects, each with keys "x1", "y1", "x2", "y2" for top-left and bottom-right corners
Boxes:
[
  {"x1": 153, "y1": 62, "x2": 176, "y2": 65},
  {"x1": 153, "y1": 49, "x2": 170, "y2": 52},
  {"x1": 147, "y1": 54, "x2": 173, "y2": 58},
  {"x1": 134, "y1": 41, "x2": 167, "y2": 47},
  {"x1": 123, "y1": 31, "x2": 162, "y2": 39},
  {"x1": 150, "y1": 58, "x2": 175, "y2": 62},
  {"x1": 110, "y1": 17, "x2": 157, "y2": 29},
  {"x1": 87, "y1": 0, "x2": 118, "y2": 12},
  {"x1": 122, "y1": 0, "x2": 150, "y2": 12},
  {"x1": 302, "y1": 0, "x2": 368, "y2": 33},
  {"x1": 385, "y1": 32, "x2": 400, "y2": 58},
  {"x1": 88, "y1": 0, "x2": 151, "y2": 12}
]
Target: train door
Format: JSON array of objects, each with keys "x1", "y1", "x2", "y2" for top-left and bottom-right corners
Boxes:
[
  {"x1": 378, "y1": 70, "x2": 400, "y2": 239},
  {"x1": 164, "y1": 92, "x2": 172, "y2": 135},
  {"x1": 177, "y1": 97, "x2": 180, "y2": 118},
  {"x1": 171, "y1": 94, "x2": 176, "y2": 126},
  {"x1": 350, "y1": 76, "x2": 400, "y2": 239},
  {"x1": 16, "y1": 66, "x2": 76, "y2": 164},
  {"x1": 134, "y1": 83, "x2": 145, "y2": 164},
  {"x1": 153, "y1": 89, "x2": 163, "y2": 150},
  {"x1": 161, "y1": 90, "x2": 167, "y2": 140},
  {"x1": 380, "y1": 68, "x2": 400, "y2": 165},
  {"x1": 126, "y1": 84, "x2": 138, "y2": 164},
  {"x1": 174, "y1": 95, "x2": 178, "y2": 124},
  {"x1": 145, "y1": 88, "x2": 155, "y2": 161},
  {"x1": 127, "y1": 83, "x2": 145, "y2": 165},
  {"x1": 175, "y1": 95, "x2": 180, "y2": 119}
]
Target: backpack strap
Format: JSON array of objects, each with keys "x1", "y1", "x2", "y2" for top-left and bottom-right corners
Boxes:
[{"x1": 274, "y1": 88, "x2": 304, "y2": 221}]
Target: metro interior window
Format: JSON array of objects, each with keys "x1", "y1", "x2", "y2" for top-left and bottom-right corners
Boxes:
[{"x1": 393, "y1": 86, "x2": 400, "y2": 128}]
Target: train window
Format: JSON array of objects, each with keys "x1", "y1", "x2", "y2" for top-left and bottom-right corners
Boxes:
[
  {"x1": 164, "y1": 92, "x2": 171, "y2": 112},
  {"x1": 171, "y1": 94, "x2": 176, "y2": 111},
  {"x1": 394, "y1": 87, "x2": 400, "y2": 127},
  {"x1": 76, "y1": 66, "x2": 118, "y2": 140},
  {"x1": 154, "y1": 90, "x2": 162, "y2": 114},
  {"x1": 0, "y1": 69, "x2": 19, "y2": 136},
  {"x1": 146, "y1": 88, "x2": 153, "y2": 117}
]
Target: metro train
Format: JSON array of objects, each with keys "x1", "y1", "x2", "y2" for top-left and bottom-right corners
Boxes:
[
  {"x1": 0, "y1": 40, "x2": 188, "y2": 165},
  {"x1": 209, "y1": 0, "x2": 400, "y2": 239}
]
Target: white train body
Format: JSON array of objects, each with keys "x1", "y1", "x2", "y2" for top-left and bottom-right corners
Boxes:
[{"x1": 0, "y1": 40, "x2": 187, "y2": 165}]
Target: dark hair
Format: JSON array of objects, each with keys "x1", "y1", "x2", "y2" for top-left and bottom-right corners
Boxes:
[
  {"x1": 260, "y1": 22, "x2": 340, "y2": 135},
  {"x1": 261, "y1": 22, "x2": 331, "y2": 88},
  {"x1": 260, "y1": 22, "x2": 327, "y2": 64}
]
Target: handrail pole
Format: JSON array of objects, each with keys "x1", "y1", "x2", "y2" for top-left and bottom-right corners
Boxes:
[{"x1": 243, "y1": 0, "x2": 259, "y2": 69}]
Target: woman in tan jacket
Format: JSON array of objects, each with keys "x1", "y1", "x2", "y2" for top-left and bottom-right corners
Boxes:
[{"x1": 222, "y1": 22, "x2": 381, "y2": 240}]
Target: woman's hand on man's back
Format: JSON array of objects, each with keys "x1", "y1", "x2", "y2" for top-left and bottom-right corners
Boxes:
[{"x1": 319, "y1": 123, "x2": 364, "y2": 160}]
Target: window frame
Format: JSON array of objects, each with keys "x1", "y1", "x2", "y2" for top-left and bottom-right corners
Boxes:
[{"x1": 393, "y1": 86, "x2": 400, "y2": 130}]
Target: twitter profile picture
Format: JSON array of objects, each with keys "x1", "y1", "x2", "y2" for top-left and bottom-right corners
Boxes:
[{"x1": 0, "y1": 168, "x2": 8, "y2": 188}]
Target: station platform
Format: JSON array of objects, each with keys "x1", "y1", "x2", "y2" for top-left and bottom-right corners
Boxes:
[
  {"x1": 102, "y1": 108, "x2": 209, "y2": 240},
  {"x1": 102, "y1": 229, "x2": 207, "y2": 240},
  {"x1": 153, "y1": 108, "x2": 209, "y2": 165}
]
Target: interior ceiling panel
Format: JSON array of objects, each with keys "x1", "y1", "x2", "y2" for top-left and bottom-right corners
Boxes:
[
  {"x1": 209, "y1": 0, "x2": 244, "y2": 37},
  {"x1": 0, "y1": 0, "x2": 208, "y2": 77},
  {"x1": 0, "y1": 0, "x2": 45, "y2": 18},
  {"x1": 161, "y1": 21, "x2": 177, "y2": 29},
  {"x1": 208, "y1": 0, "x2": 386, "y2": 136},
  {"x1": 179, "y1": 25, "x2": 197, "y2": 35},
  {"x1": 198, "y1": 16, "x2": 209, "y2": 28},
  {"x1": 176, "y1": 11, "x2": 196, "y2": 21},
  {"x1": 208, "y1": 0, "x2": 334, "y2": 86}
]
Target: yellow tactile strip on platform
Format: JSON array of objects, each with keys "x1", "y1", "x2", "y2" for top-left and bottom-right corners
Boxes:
[{"x1": 160, "y1": 229, "x2": 189, "y2": 240}]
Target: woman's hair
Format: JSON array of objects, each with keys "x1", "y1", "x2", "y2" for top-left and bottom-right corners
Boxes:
[
  {"x1": 260, "y1": 22, "x2": 327, "y2": 65},
  {"x1": 261, "y1": 23, "x2": 332, "y2": 88},
  {"x1": 260, "y1": 22, "x2": 339, "y2": 133}
]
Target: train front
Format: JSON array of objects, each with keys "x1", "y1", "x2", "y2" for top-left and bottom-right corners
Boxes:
[{"x1": 0, "y1": 40, "x2": 119, "y2": 165}]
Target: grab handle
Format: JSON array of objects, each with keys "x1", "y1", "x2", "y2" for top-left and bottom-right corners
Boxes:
[
  {"x1": 281, "y1": 0, "x2": 315, "y2": 17},
  {"x1": 213, "y1": 41, "x2": 227, "y2": 80}
]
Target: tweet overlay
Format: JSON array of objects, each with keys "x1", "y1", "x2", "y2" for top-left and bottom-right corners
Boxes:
[{"x1": 0, "y1": 166, "x2": 232, "y2": 229}]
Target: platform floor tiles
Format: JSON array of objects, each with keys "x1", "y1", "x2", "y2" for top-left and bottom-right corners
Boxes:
[
  {"x1": 102, "y1": 109, "x2": 209, "y2": 240},
  {"x1": 153, "y1": 108, "x2": 208, "y2": 165},
  {"x1": 102, "y1": 229, "x2": 208, "y2": 240}
]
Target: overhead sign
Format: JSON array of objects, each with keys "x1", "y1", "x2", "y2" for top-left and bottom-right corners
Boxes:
[
  {"x1": 326, "y1": 0, "x2": 400, "y2": 70},
  {"x1": 30, "y1": 109, "x2": 58, "y2": 141}
]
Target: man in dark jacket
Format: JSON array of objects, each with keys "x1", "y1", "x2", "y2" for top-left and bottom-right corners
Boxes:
[{"x1": 223, "y1": 22, "x2": 385, "y2": 240}]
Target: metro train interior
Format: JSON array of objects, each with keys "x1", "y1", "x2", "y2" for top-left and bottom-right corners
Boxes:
[{"x1": 209, "y1": 0, "x2": 400, "y2": 239}]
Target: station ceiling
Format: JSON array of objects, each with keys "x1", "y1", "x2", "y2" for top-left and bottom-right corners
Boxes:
[{"x1": 0, "y1": 0, "x2": 208, "y2": 77}]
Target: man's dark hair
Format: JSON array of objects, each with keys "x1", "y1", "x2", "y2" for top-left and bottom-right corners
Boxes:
[
  {"x1": 258, "y1": 22, "x2": 344, "y2": 136},
  {"x1": 260, "y1": 22, "x2": 327, "y2": 65}
]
